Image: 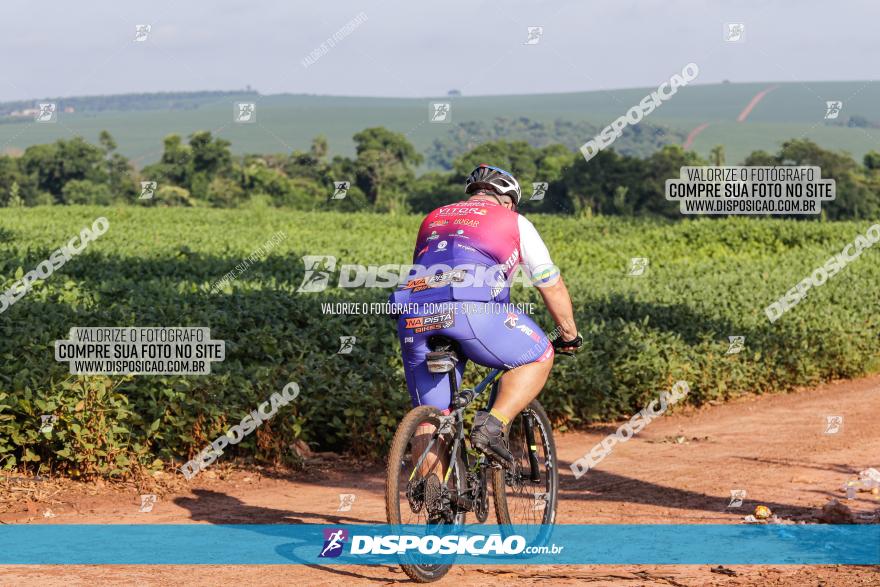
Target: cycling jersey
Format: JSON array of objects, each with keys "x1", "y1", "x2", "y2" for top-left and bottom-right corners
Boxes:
[
  {"x1": 392, "y1": 199, "x2": 557, "y2": 409},
  {"x1": 391, "y1": 199, "x2": 559, "y2": 305}
]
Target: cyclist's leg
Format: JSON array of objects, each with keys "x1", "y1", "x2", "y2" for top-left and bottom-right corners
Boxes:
[
  {"x1": 459, "y1": 305, "x2": 553, "y2": 460},
  {"x1": 492, "y1": 356, "x2": 553, "y2": 419},
  {"x1": 398, "y1": 307, "x2": 469, "y2": 480},
  {"x1": 397, "y1": 310, "x2": 468, "y2": 410}
]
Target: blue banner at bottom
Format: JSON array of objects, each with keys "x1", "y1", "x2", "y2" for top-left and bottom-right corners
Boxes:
[{"x1": 0, "y1": 524, "x2": 876, "y2": 565}]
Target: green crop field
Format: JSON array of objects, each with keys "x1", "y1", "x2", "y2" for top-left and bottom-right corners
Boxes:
[
  {"x1": 1, "y1": 206, "x2": 878, "y2": 477},
  {"x1": 2, "y1": 81, "x2": 879, "y2": 169}
]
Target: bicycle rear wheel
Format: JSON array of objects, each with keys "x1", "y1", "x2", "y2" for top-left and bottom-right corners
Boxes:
[
  {"x1": 492, "y1": 400, "x2": 558, "y2": 538},
  {"x1": 385, "y1": 405, "x2": 466, "y2": 583}
]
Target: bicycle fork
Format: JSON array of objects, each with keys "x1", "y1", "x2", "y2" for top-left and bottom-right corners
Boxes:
[
  {"x1": 489, "y1": 378, "x2": 542, "y2": 484},
  {"x1": 521, "y1": 413, "x2": 542, "y2": 483}
]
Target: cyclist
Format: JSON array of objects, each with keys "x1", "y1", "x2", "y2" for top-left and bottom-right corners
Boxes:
[{"x1": 391, "y1": 164, "x2": 581, "y2": 465}]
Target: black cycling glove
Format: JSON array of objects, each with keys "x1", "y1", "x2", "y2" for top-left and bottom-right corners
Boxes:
[{"x1": 552, "y1": 333, "x2": 583, "y2": 356}]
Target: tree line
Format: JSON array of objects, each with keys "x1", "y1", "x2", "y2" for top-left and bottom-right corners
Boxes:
[
  {"x1": 0, "y1": 90, "x2": 257, "y2": 118},
  {"x1": 1, "y1": 127, "x2": 879, "y2": 219}
]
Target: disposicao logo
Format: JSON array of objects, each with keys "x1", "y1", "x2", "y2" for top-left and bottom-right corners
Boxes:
[
  {"x1": 349, "y1": 533, "x2": 526, "y2": 555},
  {"x1": 319, "y1": 528, "x2": 348, "y2": 558},
  {"x1": 317, "y1": 530, "x2": 528, "y2": 558}
]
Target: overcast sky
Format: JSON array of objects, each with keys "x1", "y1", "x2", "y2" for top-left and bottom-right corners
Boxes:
[{"x1": 0, "y1": 0, "x2": 876, "y2": 102}]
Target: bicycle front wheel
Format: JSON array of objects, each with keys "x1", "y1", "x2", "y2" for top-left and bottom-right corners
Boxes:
[{"x1": 492, "y1": 399, "x2": 558, "y2": 532}]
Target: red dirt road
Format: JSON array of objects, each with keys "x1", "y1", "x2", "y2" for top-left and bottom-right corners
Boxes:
[
  {"x1": 2, "y1": 375, "x2": 879, "y2": 586},
  {"x1": 736, "y1": 85, "x2": 781, "y2": 122}
]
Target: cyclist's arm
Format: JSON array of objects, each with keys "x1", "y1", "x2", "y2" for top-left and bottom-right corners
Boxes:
[
  {"x1": 517, "y1": 216, "x2": 579, "y2": 340},
  {"x1": 536, "y1": 276, "x2": 578, "y2": 341}
]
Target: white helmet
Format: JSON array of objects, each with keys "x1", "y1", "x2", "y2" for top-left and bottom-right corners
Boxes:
[{"x1": 465, "y1": 164, "x2": 522, "y2": 206}]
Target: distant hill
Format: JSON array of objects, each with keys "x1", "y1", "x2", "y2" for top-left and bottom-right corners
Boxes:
[
  {"x1": 1, "y1": 82, "x2": 878, "y2": 167},
  {"x1": 0, "y1": 90, "x2": 258, "y2": 117}
]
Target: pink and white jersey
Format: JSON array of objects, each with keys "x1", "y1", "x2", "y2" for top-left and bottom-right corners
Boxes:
[{"x1": 400, "y1": 199, "x2": 558, "y2": 303}]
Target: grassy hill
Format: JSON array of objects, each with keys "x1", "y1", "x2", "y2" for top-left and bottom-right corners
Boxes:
[{"x1": 1, "y1": 81, "x2": 878, "y2": 168}]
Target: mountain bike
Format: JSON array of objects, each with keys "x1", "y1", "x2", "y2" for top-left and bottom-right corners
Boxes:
[{"x1": 385, "y1": 334, "x2": 562, "y2": 583}]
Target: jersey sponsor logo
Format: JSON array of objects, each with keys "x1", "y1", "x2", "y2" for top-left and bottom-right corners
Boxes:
[
  {"x1": 439, "y1": 207, "x2": 488, "y2": 216},
  {"x1": 404, "y1": 312, "x2": 454, "y2": 333},
  {"x1": 437, "y1": 240, "x2": 447, "y2": 251},
  {"x1": 502, "y1": 249, "x2": 520, "y2": 272},
  {"x1": 428, "y1": 219, "x2": 449, "y2": 228},
  {"x1": 453, "y1": 229, "x2": 469, "y2": 239},
  {"x1": 454, "y1": 218, "x2": 480, "y2": 227},
  {"x1": 427, "y1": 269, "x2": 465, "y2": 288},
  {"x1": 504, "y1": 312, "x2": 518, "y2": 329},
  {"x1": 516, "y1": 324, "x2": 541, "y2": 342},
  {"x1": 403, "y1": 276, "x2": 430, "y2": 292},
  {"x1": 427, "y1": 231, "x2": 440, "y2": 241},
  {"x1": 403, "y1": 270, "x2": 464, "y2": 292},
  {"x1": 455, "y1": 243, "x2": 477, "y2": 253},
  {"x1": 416, "y1": 245, "x2": 429, "y2": 257}
]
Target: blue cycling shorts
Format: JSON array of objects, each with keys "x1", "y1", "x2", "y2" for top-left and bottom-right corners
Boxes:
[{"x1": 396, "y1": 302, "x2": 553, "y2": 409}]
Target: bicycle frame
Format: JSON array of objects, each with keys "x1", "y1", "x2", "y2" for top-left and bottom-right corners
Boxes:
[
  {"x1": 408, "y1": 364, "x2": 544, "y2": 516},
  {"x1": 445, "y1": 368, "x2": 502, "y2": 481},
  {"x1": 409, "y1": 367, "x2": 501, "y2": 484}
]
